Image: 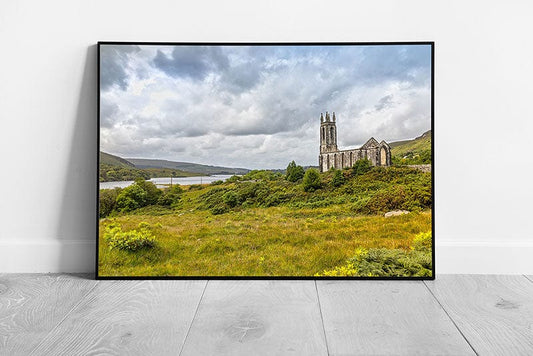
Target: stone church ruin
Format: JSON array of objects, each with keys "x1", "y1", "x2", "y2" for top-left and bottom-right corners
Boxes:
[{"x1": 319, "y1": 112, "x2": 391, "y2": 172}]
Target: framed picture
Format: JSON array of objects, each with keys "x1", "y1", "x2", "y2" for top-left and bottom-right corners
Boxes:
[{"x1": 97, "y1": 42, "x2": 434, "y2": 279}]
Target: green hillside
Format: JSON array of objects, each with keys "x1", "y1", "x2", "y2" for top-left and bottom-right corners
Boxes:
[
  {"x1": 127, "y1": 158, "x2": 250, "y2": 175},
  {"x1": 99, "y1": 152, "x2": 205, "y2": 182},
  {"x1": 390, "y1": 130, "x2": 431, "y2": 165},
  {"x1": 100, "y1": 152, "x2": 135, "y2": 168}
]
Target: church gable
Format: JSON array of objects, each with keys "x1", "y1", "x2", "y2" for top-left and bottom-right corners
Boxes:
[
  {"x1": 379, "y1": 140, "x2": 391, "y2": 149},
  {"x1": 361, "y1": 137, "x2": 380, "y2": 149}
]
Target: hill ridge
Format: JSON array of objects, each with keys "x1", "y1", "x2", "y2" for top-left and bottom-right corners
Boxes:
[{"x1": 126, "y1": 158, "x2": 250, "y2": 175}]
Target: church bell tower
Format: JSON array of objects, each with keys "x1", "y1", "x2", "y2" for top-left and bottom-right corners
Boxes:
[{"x1": 320, "y1": 111, "x2": 338, "y2": 154}]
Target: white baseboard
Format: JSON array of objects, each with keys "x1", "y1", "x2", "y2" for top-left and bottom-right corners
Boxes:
[
  {"x1": 436, "y1": 240, "x2": 533, "y2": 275},
  {"x1": 1, "y1": 239, "x2": 532, "y2": 274},
  {"x1": 0, "y1": 239, "x2": 96, "y2": 273}
]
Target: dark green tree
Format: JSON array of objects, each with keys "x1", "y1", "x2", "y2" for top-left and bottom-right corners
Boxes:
[
  {"x1": 302, "y1": 168, "x2": 321, "y2": 192},
  {"x1": 116, "y1": 184, "x2": 147, "y2": 212},
  {"x1": 99, "y1": 187, "x2": 121, "y2": 217},
  {"x1": 286, "y1": 161, "x2": 305, "y2": 182},
  {"x1": 332, "y1": 169, "x2": 345, "y2": 187},
  {"x1": 134, "y1": 178, "x2": 162, "y2": 205},
  {"x1": 352, "y1": 159, "x2": 373, "y2": 176}
]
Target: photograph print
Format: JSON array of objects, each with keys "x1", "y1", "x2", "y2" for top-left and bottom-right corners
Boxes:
[{"x1": 98, "y1": 42, "x2": 433, "y2": 278}]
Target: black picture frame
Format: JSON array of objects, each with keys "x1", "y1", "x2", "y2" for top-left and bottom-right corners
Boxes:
[{"x1": 96, "y1": 41, "x2": 434, "y2": 280}]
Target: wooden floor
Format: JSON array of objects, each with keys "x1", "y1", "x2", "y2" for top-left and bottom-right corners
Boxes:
[{"x1": 1, "y1": 275, "x2": 532, "y2": 355}]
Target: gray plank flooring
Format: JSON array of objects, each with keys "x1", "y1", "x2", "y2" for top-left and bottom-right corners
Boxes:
[
  {"x1": 425, "y1": 275, "x2": 533, "y2": 356},
  {"x1": 180, "y1": 280, "x2": 328, "y2": 356},
  {"x1": 29, "y1": 279, "x2": 206, "y2": 356},
  {"x1": 1, "y1": 275, "x2": 533, "y2": 355},
  {"x1": 317, "y1": 280, "x2": 475, "y2": 355},
  {"x1": 0, "y1": 274, "x2": 97, "y2": 355}
]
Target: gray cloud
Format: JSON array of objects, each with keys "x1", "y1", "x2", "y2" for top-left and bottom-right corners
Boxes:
[
  {"x1": 100, "y1": 45, "x2": 141, "y2": 90},
  {"x1": 100, "y1": 99, "x2": 119, "y2": 128},
  {"x1": 152, "y1": 46, "x2": 229, "y2": 80},
  {"x1": 374, "y1": 94, "x2": 394, "y2": 111},
  {"x1": 219, "y1": 62, "x2": 263, "y2": 94}
]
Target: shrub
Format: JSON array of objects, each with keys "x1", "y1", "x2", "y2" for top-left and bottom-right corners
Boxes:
[
  {"x1": 116, "y1": 184, "x2": 147, "y2": 212},
  {"x1": 316, "y1": 242, "x2": 432, "y2": 277},
  {"x1": 331, "y1": 169, "x2": 345, "y2": 187},
  {"x1": 302, "y1": 168, "x2": 321, "y2": 192},
  {"x1": 362, "y1": 186, "x2": 408, "y2": 214},
  {"x1": 104, "y1": 222, "x2": 156, "y2": 251},
  {"x1": 188, "y1": 184, "x2": 204, "y2": 191},
  {"x1": 352, "y1": 159, "x2": 373, "y2": 176},
  {"x1": 223, "y1": 191, "x2": 240, "y2": 208},
  {"x1": 226, "y1": 175, "x2": 242, "y2": 183},
  {"x1": 350, "y1": 181, "x2": 431, "y2": 215},
  {"x1": 263, "y1": 192, "x2": 292, "y2": 207},
  {"x1": 168, "y1": 184, "x2": 183, "y2": 195},
  {"x1": 157, "y1": 192, "x2": 181, "y2": 207},
  {"x1": 113, "y1": 179, "x2": 166, "y2": 213},
  {"x1": 210, "y1": 180, "x2": 224, "y2": 186},
  {"x1": 198, "y1": 187, "x2": 227, "y2": 208},
  {"x1": 289, "y1": 195, "x2": 347, "y2": 209},
  {"x1": 134, "y1": 178, "x2": 162, "y2": 205},
  {"x1": 235, "y1": 182, "x2": 262, "y2": 203},
  {"x1": 286, "y1": 161, "x2": 305, "y2": 182},
  {"x1": 99, "y1": 188, "x2": 121, "y2": 218},
  {"x1": 211, "y1": 204, "x2": 230, "y2": 215},
  {"x1": 412, "y1": 231, "x2": 432, "y2": 253},
  {"x1": 156, "y1": 183, "x2": 183, "y2": 207}
]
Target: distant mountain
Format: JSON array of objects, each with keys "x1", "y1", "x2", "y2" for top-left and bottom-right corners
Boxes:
[
  {"x1": 390, "y1": 130, "x2": 431, "y2": 157},
  {"x1": 127, "y1": 158, "x2": 250, "y2": 175},
  {"x1": 100, "y1": 152, "x2": 135, "y2": 168}
]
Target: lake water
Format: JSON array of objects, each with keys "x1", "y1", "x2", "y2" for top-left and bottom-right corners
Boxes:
[{"x1": 99, "y1": 175, "x2": 234, "y2": 190}]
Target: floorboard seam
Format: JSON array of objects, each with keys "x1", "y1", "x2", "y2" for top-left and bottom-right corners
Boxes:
[
  {"x1": 28, "y1": 279, "x2": 99, "y2": 355},
  {"x1": 178, "y1": 279, "x2": 209, "y2": 356},
  {"x1": 523, "y1": 275, "x2": 533, "y2": 284},
  {"x1": 422, "y1": 281, "x2": 479, "y2": 356},
  {"x1": 314, "y1": 281, "x2": 331, "y2": 356}
]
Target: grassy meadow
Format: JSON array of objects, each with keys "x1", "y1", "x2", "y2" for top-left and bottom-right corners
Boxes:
[{"x1": 98, "y1": 163, "x2": 433, "y2": 277}]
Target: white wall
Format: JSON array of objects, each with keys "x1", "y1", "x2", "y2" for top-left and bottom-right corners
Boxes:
[{"x1": 1, "y1": 0, "x2": 532, "y2": 274}]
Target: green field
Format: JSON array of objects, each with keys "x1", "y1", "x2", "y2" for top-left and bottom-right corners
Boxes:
[{"x1": 98, "y1": 164, "x2": 432, "y2": 277}]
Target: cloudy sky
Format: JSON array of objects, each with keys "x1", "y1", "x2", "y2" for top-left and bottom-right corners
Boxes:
[{"x1": 100, "y1": 44, "x2": 431, "y2": 169}]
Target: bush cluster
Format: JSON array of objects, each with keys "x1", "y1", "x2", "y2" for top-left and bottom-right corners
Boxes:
[
  {"x1": 316, "y1": 231, "x2": 432, "y2": 277},
  {"x1": 100, "y1": 162, "x2": 432, "y2": 219},
  {"x1": 346, "y1": 167, "x2": 432, "y2": 214},
  {"x1": 244, "y1": 170, "x2": 283, "y2": 181},
  {"x1": 198, "y1": 179, "x2": 298, "y2": 214},
  {"x1": 157, "y1": 184, "x2": 183, "y2": 207},
  {"x1": 195, "y1": 163, "x2": 431, "y2": 216},
  {"x1": 99, "y1": 178, "x2": 183, "y2": 217},
  {"x1": 104, "y1": 222, "x2": 156, "y2": 251}
]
